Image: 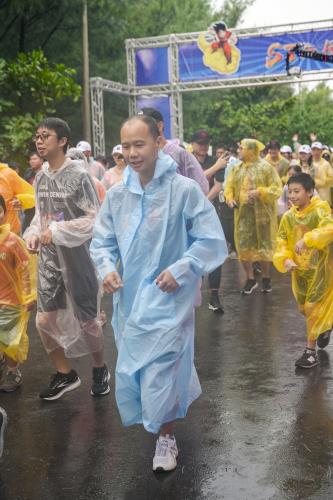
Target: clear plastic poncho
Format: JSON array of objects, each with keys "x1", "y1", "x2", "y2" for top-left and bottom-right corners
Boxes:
[
  {"x1": 0, "y1": 162, "x2": 35, "y2": 234},
  {"x1": 90, "y1": 151, "x2": 228, "y2": 433},
  {"x1": 0, "y1": 224, "x2": 36, "y2": 362},
  {"x1": 24, "y1": 159, "x2": 103, "y2": 357},
  {"x1": 224, "y1": 139, "x2": 283, "y2": 262},
  {"x1": 273, "y1": 197, "x2": 333, "y2": 341}
]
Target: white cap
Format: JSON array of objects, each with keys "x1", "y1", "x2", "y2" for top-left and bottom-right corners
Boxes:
[
  {"x1": 280, "y1": 145, "x2": 292, "y2": 154},
  {"x1": 112, "y1": 144, "x2": 123, "y2": 155},
  {"x1": 299, "y1": 144, "x2": 311, "y2": 154},
  {"x1": 76, "y1": 140, "x2": 92, "y2": 152},
  {"x1": 311, "y1": 141, "x2": 323, "y2": 150}
]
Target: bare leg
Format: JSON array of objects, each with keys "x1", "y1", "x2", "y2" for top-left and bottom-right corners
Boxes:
[
  {"x1": 241, "y1": 261, "x2": 254, "y2": 279},
  {"x1": 49, "y1": 347, "x2": 71, "y2": 374},
  {"x1": 307, "y1": 340, "x2": 316, "y2": 349},
  {"x1": 160, "y1": 421, "x2": 175, "y2": 437},
  {"x1": 91, "y1": 348, "x2": 104, "y2": 368},
  {"x1": 261, "y1": 261, "x2": 271, "y2": 279},
  {"x1": 4, "y1": 356, "x2": 18, "y2": 371}
]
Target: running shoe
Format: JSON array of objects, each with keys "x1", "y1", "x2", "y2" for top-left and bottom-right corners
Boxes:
[
  {"x1": 261, "y1": 278, "x2": 272, "y2": 293},
  {"x1": 317, "y1": 329, "x2": 332, "y2": 349},
  {"x1": 39, "y1": 370, "x2": 81, "y2": 400},
  {"x1": 242, "y1": 279, "x2": 258, "y2": 295},
  {"x1": 0, "y1": 368, "x2": 22, "y2": 392},
  {"x1": 295, "y1": 349, "x2": 318, "y2": 369},
  {"x1": 0, "y1": 406, "x2": 8, "y2": 458},
  {"x1": 91, "y1": 364, "x2": 110, "y2": 396},
  {"x1": 153, "y1": 435, "x2": 178, "y2": 472},
  {"x1": 208, "y1": 292, "x2": 224, "y2": 313}
]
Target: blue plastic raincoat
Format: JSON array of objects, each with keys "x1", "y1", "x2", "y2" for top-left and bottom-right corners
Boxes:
[{"x1": 90, "y1": 151, "x2": 227, "y2": 433}]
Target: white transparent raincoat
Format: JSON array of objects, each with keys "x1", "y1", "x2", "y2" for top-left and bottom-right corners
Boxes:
[{"x1": 24, "y1": 159, "x2": 103, "y2": 357}]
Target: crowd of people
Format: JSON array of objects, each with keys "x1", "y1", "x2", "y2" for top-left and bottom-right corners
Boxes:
[{"x1": 1, "y1": 108, "x2": 333, "y2": 472}]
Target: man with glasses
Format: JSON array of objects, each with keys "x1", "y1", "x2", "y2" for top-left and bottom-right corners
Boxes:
[{"x1": 24, "y1": 117, "x2": 109, "y2": 400}]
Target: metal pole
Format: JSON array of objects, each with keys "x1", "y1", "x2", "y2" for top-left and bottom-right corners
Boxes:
[{"x1": 82, "y1": 0, "x2": 92, "y2": 143}]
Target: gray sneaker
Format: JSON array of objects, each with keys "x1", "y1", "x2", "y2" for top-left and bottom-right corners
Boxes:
[{"x1": 0, "y1": 368, "x2": 22, "y2": 392}]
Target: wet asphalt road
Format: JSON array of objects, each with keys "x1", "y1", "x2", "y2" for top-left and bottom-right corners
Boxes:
[{"x1": 1, "y1": 259, "x2": 333, "y2": 500}]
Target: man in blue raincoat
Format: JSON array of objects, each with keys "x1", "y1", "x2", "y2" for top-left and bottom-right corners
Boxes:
[{"x1": 90, "y1": 115, "x2": 227, "y2": 472}]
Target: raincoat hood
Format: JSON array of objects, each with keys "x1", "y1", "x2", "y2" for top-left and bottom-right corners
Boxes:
[
  {"x1": 241, "y1": 138, "x2": 265, "y2": 164},
  {"x1": 124, "y1": 151, "x2": 177, "y2": 193},
  {"x1": 290, "y1": 196, "x2": 331, "y2": 218}
]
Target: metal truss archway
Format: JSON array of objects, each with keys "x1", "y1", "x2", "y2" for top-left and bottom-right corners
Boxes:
[{"x1": 91, "y1": 18, "x2": 333, "y2": 156}]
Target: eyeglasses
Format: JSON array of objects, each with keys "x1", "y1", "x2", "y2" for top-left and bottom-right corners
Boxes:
[{"x1": 33, "y1": 133, "x2": 57, "y2": 143}]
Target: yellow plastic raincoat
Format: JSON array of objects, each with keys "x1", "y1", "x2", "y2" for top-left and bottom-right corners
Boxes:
[
  {"x1": 0, "y1": 162, "x2": 35, "y2": 234},
  {"x1": 265, "y1": 153, "x2": 290, "y2": 180},
  {"x1": 273, "y1": 197, "x2": 333, "y2": 341},
  {"x1": 0, "y1": 223, "x2": 36, "y2": 362},
  {"x1": 310, "y1": 158, "x2": 333, "y2": 204},
  {"x1": 224, "y1": 139, "x2": 283, "y2": 261}
]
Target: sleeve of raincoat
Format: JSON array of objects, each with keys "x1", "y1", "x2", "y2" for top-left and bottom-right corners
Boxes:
[
  {"x1": 303, "y1": 213, "x2": 333, "y2": 250},
  {"x1": 167, "y1": 183, "x2": 228, "y2": 287},
  {"x1": 257, "y1": 166, "x2": 283, "y2": 203},
  {"x1": 90, "y1": 193, "x2": 120, "y2": 281},
  {"x1": 273, "y1": 215, "x2": 293, "y2": 273},
  {"x1": 23, "y1": 201, "x2": 41, "y2": 239},
  {"x1": 49, "y1": 174, "x2": 100, "y2": 248},
  {"x1": 224, "y1": 167, "x2": 236, "y2": 202},
  {"x1": 13, "y1": 235, "x2": 36, "y2": 305}
]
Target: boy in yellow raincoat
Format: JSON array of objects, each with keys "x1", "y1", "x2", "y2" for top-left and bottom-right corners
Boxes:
[
  {"x1": 224, "y1": 138, "x2": 282, "y2": 294},
  {"x1": 0, "y1": 195, "x2": 36, "y2": 391},
  {"x1": 273, "y1": 173, "x2": 333, "y2": 369}
]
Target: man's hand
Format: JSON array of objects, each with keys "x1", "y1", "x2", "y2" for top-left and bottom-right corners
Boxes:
[
  {"x1": 26, "y1": 235, "x2": 40, "y2": 253},
  {"x1": 284, "y1": 259, "x2": 298, "y2": 272},
  {"x1": 295, "y1": 238, "x2": 307, "y2": 255},
  {"x1": 103, "y1": 271, "x2": 123, "y2": 294},
  {"x1": 40, "y1": 229, "x2": 53, "y2": 246},
  {"x1": 215, "y1": 155, "x2": 228, "y2": 171},
  {"x1": 248, "y1": 189, "x2": 260, "y2": 201},
  {"x1": 156, "y1": 270, "x2": 179, "y2": 293},
  {"x1": 227, "y1": 199, "x2": 238, "y2": 209}
]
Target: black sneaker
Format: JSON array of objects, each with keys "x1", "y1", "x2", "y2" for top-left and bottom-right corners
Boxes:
[
  {"x1": 295, "y1": 349, "x2": 318, "y2": 369},
  {"x1": 0, "y1": 406, "x2": 8, "y2": 458},
  {"x1": 317, "y1": 329, "x2": 331, "y2": 349},
  {"x1": 242, "y1": 279, "x2": 258, "y2": 295},
  {"x1": 261, "y1": 278, "x2": 272, "y2": 293},
  {"x1": 91, "y1": 364, "x2": 110, "y2": 396},
  {"x1": 39, "y1": 370, "x2": 81, "y2": 400},
  {"x1": 208, "y1": 293, "x2": 224, "y2": 314}
]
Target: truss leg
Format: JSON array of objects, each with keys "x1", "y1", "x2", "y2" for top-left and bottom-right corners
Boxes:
[{"x1": 90, "y1": 79, "x2": 105, "y2": 157}]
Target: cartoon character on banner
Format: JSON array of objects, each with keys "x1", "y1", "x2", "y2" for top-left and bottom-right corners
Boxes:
[{"x1": 198, "y1": 21, "x2": 241, "y2": 75}]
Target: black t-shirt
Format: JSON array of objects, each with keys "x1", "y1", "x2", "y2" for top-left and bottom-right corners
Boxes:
[{"x1": 198, "y1": 155, "x2": 225, "y2": 188}]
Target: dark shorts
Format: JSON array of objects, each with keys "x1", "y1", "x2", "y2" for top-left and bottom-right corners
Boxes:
[{"x1": 37, "y1": 243, "x2": 99, "y2": 322}]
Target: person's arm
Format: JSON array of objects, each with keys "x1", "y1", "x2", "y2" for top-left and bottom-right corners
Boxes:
[
  {"x1": 90, "y1": 193, "x2": 120, "y2": 282},
  {"x1": 273, "y1": 216, "x2": 294, "y2": 273},
  {"x1": 13, "y1": 236, "x2": 36, "y2": 306},
  {"x1": 48, "y1": 174, "x2": 100, "y2": 248},
  {"x1": 204, "y1": 156, "x2": 228, "y2": 179},
  {"x1": 182, "y1": 150, "x2": 209, "y2": 195},
  {"x1": 303, "y1": 213, "x2": 333, "y2": 250},
  {"x1": 166, "y1": 183, "x2": 228, "y2": 287},
  {"x1": 256, "y1": 166, "x2": 283, "y2": 202},
  {"x1": 207, "y1": 179, "x2": 222, "y2": 202}
]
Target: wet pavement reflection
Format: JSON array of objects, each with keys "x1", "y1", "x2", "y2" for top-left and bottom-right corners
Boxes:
[{"x1": 1, "y1": 260, "x2": 333, "y2": 499}]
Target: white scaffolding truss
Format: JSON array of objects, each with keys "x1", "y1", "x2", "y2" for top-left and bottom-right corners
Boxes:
[{"x1": 90, "y1": 18, "x2": 333, "y2": 155}]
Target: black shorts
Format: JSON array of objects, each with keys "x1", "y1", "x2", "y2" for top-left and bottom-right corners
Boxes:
[{"x1": 37, "y1": 243, "x2": 99, "y2": 322}]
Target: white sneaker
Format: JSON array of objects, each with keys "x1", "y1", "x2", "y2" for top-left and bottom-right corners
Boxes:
[{"x1": 152, "y1": 434, "x2": 178, "y2": 472}]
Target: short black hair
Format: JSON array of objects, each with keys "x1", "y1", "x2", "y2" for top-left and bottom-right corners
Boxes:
[
  {"x1": 287, "y1": 172, "x2": 315, "y2": 192},
  {"x1": 288, "y1": 164, "x2": 302, "y2": 174},
  {"x1": 36, "y1": 117, "x2": 71, "y2": 152},
  {"x1": 137, "y1": 107, "x2": 164, "y2": 123},
  {"x1": 29, "y1": 151, "x2": 42, "y2": 159},
  {"x1": 213, "y1": 23, "x2": 226, "y2": 32},
  {"x1": 121, "y1": 115, "x2": 160, "y2": 140},
  {"x1": 0, "y1": 194, "x2": 6, "y2": 214},
  {"x1": 268, "y1": 140, "x2": 280, "y2": 150}
]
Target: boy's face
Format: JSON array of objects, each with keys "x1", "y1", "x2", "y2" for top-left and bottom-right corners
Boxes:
[
  {"x1": 34, "y1": 127, "x2": 67, "y2": 159},
  {"x1": 0, "y1": 205, "x2": 5, "y2": 225},
  {"x1": 269, "y1": 147, "x2": 279, "y2": 160},
  {"x1": 311, "y1": 147, "x2": 321, "y2": 161},
  {"x1": 288, "y1": 182, "x2": 312, "y2": 209},
  {"x1": 121, "y1": 120, "x2": 160, "y2": 177},
  {"x1": 29, "y1": 154, "x2": 43, "y2": 171}
]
